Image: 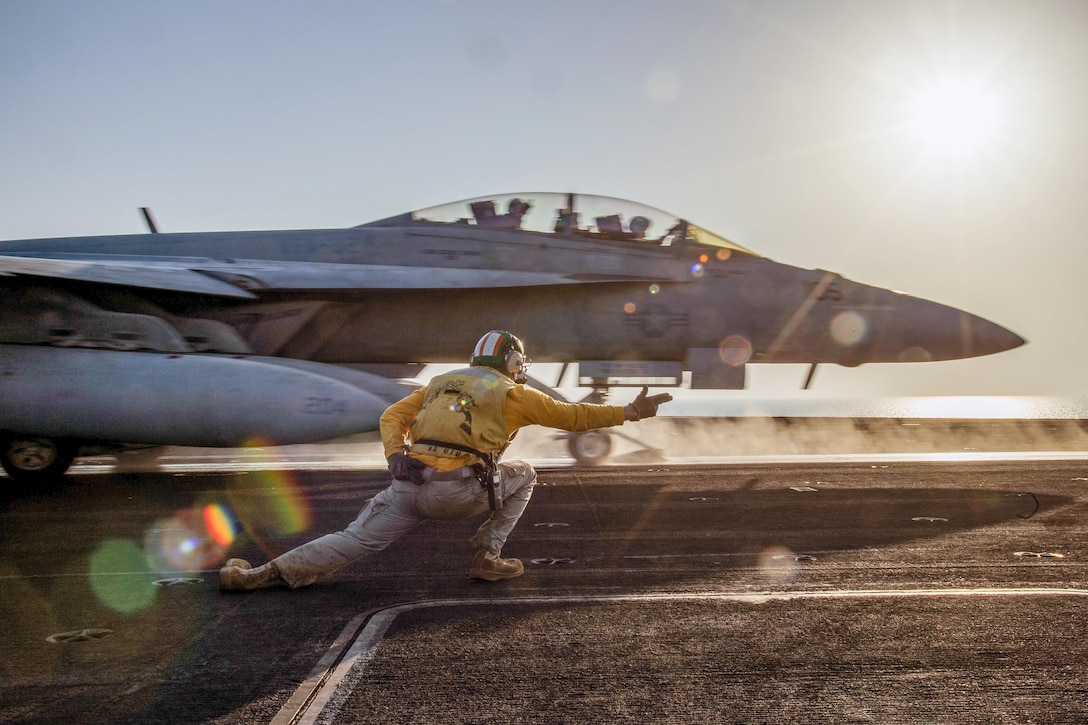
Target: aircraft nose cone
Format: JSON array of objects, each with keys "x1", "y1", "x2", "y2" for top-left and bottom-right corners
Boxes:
[
  {"x1": 964, "y1": 314, "x2": 1026, "y2": 357},
  {"x1": 908, "y1": 308, "x2": 1026, "y2": 362},
  {"x1": 859, "y1": 290, "x2": 1026, "y2": 364}
]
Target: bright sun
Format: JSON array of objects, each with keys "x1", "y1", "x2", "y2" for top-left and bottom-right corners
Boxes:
[{"x1": 904, "y1": 73, "x2": 1004, "y2": 159}]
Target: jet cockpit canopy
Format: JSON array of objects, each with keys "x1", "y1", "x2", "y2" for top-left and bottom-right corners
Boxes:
[{"x1": 365, "y1": 192, "x2": 757, "y2": 258}]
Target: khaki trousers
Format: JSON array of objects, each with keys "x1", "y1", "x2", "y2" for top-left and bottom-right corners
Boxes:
[{"x1": 273, "y1": 460, "x2": 536, "y2": 588}]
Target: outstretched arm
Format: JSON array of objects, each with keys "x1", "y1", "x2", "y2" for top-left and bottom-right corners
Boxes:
[{"x1": 506, "y1": 384, "x2": 673, "y2": 432}]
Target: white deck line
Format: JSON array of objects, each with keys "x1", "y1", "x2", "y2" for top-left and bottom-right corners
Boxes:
[
  {"x1": 272, "y1": 586, "x2": 1088, "y2": 725},
  {"x1": 57, "y1": 449, "x2": 1088, "y2": 477}
]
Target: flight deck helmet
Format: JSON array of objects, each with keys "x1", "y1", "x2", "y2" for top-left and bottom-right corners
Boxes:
[{"x1": 470, "y1": 330, "x2": 529, "y2": 380}]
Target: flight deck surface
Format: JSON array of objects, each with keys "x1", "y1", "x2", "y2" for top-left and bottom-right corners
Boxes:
[{"x1": 1, "y1": 458, "x2": 1086, "y2": 723}]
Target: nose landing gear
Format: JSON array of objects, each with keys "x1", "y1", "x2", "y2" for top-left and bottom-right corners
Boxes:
[{"x1": 0, "y1": 435, "x2": 76, "y2": 494}]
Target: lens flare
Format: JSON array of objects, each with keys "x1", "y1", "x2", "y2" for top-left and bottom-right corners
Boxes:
[
  {"x1": 898, "y1": 346, "x2": 932, "y2": 362},
  {"x1": 88, "y1": 539, "x2": 157, "y2": 614},
  {"x1": 830, "y1": 310, "x2": 867, "y2": 346},
  {"x1": 228, "y1": 439, "x2": 314, "y2": 537},
  {"x1": 718, "y1": 335, "x2": 752, "y2": 366},
  {"x1": 241, "y1": 469, "x2": 313, "y2": 535},
  {"x1": 203, "y1": 503, "x2": 238, "y2": 547},
  {"x1": 649, "y1": 284, "x2": 660, "y2": 295},
  {"x1": 757, "y1": 545, "x2": 801, "y2": 586},
  {"x1": 645, "y1": 66, "x2": 681, "y2": 103},
  {"x1": 145, "y1": 506, "x2": 230, "y2": 572}
]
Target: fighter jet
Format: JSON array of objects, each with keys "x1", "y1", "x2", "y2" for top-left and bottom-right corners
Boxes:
[{"x1": 0, "y1": 191, "x2": 1024, "y2": 487}]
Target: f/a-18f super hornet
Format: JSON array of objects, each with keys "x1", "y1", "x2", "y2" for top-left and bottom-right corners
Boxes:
[{"x1": 0, "y1": 191, "x2": 1024, "y2": 488}]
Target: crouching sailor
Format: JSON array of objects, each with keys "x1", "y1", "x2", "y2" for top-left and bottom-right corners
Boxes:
[{"x1": 219, "y1": 330, "x2": 672, "y2": 591}]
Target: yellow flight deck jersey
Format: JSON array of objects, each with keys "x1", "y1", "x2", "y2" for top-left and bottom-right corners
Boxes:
[{"x1": 380, "y1": 367, "x2": 626, "y2": 472}]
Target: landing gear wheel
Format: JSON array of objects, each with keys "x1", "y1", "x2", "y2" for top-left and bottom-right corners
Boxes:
[
  {"x1": 568, "y1": 430, "x2": 613, "y2": 466},
  {"x1": 0, "y1": 436, "x2": 76, "y2": 492}
]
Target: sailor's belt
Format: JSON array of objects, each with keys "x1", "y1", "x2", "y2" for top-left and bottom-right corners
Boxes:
[{"x1": 424, "y1": 466, "x2": 477, "y2": 482}]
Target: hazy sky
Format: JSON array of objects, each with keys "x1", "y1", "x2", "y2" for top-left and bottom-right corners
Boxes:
[{"x1": 2, "y1": 1, "x2": 1085, "y2": 398}]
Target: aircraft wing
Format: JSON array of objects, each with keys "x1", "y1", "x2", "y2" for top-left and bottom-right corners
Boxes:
[
  {"x1": 0, "y1": 254, "x2": 258, "y2": 298},
  {"x1": 0, "y1": 254, "x2": 661, "y2": 295},
  {"x1": 199, "y1": 262, "x2": 662, "y2": 289}
]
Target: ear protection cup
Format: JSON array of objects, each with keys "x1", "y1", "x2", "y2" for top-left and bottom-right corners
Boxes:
[
  {"x1": 471, "y1": 330, "x2": 530, "y2": 380},
  {"x1": 505, "y1": 349, "x2": 525, "y2": 376}
]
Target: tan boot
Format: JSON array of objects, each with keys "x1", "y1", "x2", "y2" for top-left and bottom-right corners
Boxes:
[
  {"x1": 219, "y1": 559, "x2": 284, "y2": 592},
  {"x1": 469, "y1": 548, "x2": 524, "y2": 581}
]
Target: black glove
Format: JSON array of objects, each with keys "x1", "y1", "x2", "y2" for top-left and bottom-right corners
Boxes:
[
  {"x1": 627, "y1": 386, "x2": 673, "y2": 420},
  {"x1": 389, "y1": 452, "x2": 427, "y2": 484}
]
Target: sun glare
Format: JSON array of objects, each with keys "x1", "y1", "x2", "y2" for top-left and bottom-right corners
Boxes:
[{"x1": 904, "y1": 74, "x2": 1004, "y2": 159}]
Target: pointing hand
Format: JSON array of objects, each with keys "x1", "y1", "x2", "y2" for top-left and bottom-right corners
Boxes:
[{"x1": 625, "y1": 386, "x2": 673, "y2": 421}]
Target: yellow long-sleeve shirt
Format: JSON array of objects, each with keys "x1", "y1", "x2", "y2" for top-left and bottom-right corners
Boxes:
[{"x1": 380, "y1": 382, "x2": 626, "y2": 472}]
